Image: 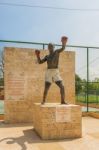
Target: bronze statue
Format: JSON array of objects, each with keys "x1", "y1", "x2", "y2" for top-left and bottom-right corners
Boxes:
[{"x1": 35, "y1": 36, "x2": 68, "y2": 104}]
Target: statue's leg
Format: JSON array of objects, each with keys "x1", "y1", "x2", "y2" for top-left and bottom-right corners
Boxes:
[
  {"x1": 41, "y1": 82, "x2": 51, "y2": 104},
  {"x1": 55, "y1": 81, "x2": 67, "y2": 104}
]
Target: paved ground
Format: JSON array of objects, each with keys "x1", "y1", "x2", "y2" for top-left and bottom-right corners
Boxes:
[
  {"x1": 82, "y1": 106, "x2": 99, "y2": 112},
  {"x1": 0, "y1": 117, "x2": 99, "y2": 150}
]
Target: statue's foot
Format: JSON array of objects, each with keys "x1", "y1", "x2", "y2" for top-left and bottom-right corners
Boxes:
[
  {"x1": 61, "y1": 101, "x2": 68, "y2": 105},
  {"x1": 41, "y1": 101, "x2": 45, "y2": 105}
]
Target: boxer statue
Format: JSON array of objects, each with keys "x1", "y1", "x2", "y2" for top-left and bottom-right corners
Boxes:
[{"x1": 35, "y1": 36, "x2": 68, "y2": 104}]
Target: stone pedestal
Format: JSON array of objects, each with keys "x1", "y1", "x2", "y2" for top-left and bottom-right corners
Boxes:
[{"x1": 33, "y1": 103, "x2": 82, "y2": 140}]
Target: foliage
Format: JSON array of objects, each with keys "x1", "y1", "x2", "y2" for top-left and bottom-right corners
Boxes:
[{"x1": 75, "y1": 74, "x2": 83, "y2": 94}]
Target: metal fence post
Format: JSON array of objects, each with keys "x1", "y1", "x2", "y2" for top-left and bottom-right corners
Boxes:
[
  {"x1": 43, "y1": 44, "x2": 45, "y2": 50},
  {"x1": 86, "y1": 47, "x2": 89, "y2": 112}
]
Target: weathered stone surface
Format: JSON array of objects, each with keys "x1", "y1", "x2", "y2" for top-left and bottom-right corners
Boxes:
[
  {"x1": 33, "y1": 103, "x2": 82, "y2": 139},
  {"x1": 4, "y1": 47, "x2": 75, "y2": 123}
]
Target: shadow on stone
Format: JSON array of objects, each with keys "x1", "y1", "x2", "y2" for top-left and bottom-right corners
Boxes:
[{"x1": 0, "y1": 128, "x2": 78, "y2": 150}]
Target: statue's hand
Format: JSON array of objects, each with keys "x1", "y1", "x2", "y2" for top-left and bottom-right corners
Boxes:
[
  {"x1": 61, "y1": 36, "x2": 68, "y2": 45},
  {"x1": 35, "y1": 49, "x2": 40, "y2": 57}
]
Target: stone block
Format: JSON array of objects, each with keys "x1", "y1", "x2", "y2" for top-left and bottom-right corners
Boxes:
[{"x1": 33, "y1": 103, "x2": 82, "y2": 139}]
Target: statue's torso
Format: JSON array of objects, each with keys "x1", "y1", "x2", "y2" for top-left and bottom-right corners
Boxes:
[{"x1": 46, "y1": 51, "x2": 60, "y2": 69}]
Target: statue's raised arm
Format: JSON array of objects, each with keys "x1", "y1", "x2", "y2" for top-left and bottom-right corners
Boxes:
[{"x1": 56, "y1": 36, "x2": 68, "y2": 53}]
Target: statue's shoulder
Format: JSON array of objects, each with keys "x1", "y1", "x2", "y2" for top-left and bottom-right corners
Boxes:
[
  {"x1": 54, "y1": 50, "x2": 60, "y2": 55},
  {"x1": 54, "y1": 49, "x2": 59, "y2": 53},
  {"x1": 44, "y1": 55, "x2": 49, "y2": 59}
]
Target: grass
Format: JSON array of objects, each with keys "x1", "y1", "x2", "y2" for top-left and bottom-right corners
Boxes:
[{"x1": 76, "y1": 94, "x2": 99, "y2": 103}]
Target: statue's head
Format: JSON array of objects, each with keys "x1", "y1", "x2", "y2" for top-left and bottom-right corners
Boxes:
[{"x1": 48, "y1": 43, "x2": 54, "y2": 54}]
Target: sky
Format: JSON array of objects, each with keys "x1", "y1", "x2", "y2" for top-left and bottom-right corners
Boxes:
[
  {"x1": 1, "y1": 0, "x2": 99, "y2": 80},
  {"x1": 1, "y1": 0, "x2": 99, "y2": 45}
]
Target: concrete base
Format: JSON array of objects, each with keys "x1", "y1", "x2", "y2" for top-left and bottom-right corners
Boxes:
[{"x1": 33, "y1": 103, "x2": 82, "y2": 140}]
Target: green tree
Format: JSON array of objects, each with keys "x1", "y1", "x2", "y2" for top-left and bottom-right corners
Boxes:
[{"x1": 75, "y1": 74, "x2": 82, "y2": 94}]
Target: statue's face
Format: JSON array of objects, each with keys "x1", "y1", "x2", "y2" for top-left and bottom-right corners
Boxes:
[{"x1": 48, "y1": 43, "x2": 54, "y2": 53}]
